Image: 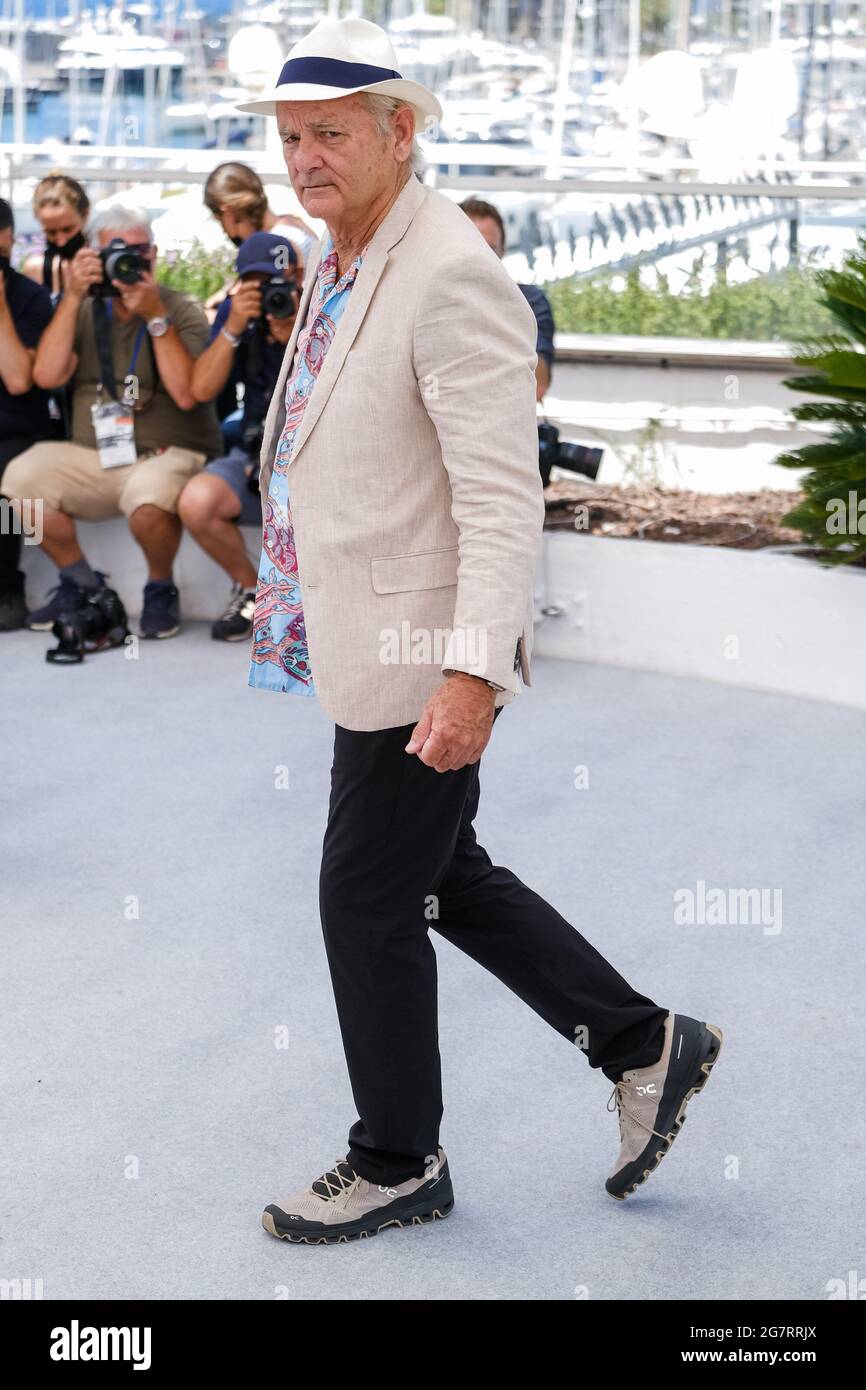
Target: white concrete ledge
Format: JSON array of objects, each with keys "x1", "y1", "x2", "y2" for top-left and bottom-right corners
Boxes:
[
  {"x1": 534, "y1": 532, "x2": 866, "y2": 711},
  {"x1": 554, "y1": 333, "x2": 801, "y2": 369},
  {"x1": 21, "y1": 519, "x2": 865, "y2": 711},
  {"x1": 20, "y1": 519, "x2": 263, "y2": 623}
]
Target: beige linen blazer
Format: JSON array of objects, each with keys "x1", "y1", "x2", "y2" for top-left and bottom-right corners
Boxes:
[{"x1": 257, "y1": 171, "x2": 545, "y2": 731}]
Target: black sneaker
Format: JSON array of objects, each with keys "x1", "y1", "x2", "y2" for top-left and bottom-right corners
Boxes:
[
  {"x1": 140, "y1": 580, "x2": 180, "y2": 639},
  {"x1": 211, "y1": 582, "x2": 256, "y2": 642},
  {"x1": 262, "y1": 1148, "x2": 454, "y2": 1245},
  {"x1": 27, "y1": 570, "x2": 108, "y2": 631},
  {"x1": 0, "y1": 587, "x2": 27, "y2": 632}
]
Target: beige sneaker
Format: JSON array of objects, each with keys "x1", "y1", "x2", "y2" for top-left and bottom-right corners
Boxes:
[
  {"x1": 606, "y1": 1012, "x2": 723, "y2": 1200},
  {"x1": 262, "y1": 1149, "x2": 454, "y2": 1244}
]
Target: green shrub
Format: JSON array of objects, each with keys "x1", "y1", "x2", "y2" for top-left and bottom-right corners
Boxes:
[
  {"x1": 544, "y1": 250, "x2": 836, "y2": 340},
  {"x1": 156, "y1": 240, "x2": 236, "y2": 301},
  {"x1": 773, "y1": 234, "x2": 866, "y2": 565}
]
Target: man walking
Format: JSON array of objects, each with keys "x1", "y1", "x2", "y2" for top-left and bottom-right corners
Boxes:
[{"x1": 238, "y1": 17, "x2": 723, "y2": 1244}]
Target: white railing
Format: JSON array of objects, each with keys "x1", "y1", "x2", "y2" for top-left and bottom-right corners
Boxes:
[{"x1": 1, "y1": 140, "x2": 865, "y2": 202}]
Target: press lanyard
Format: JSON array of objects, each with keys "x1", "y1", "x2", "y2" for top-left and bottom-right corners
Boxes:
[
  {"x1": 110, "y1": 298, "x2": 146, "y2": 388},
  {"x1": 93, "y1": 297, "x2": 146, "y2": 403}
]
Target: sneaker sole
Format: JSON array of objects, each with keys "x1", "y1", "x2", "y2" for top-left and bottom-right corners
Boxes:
[
  {"x1": 140, "y1": 626, "x2": 180, "y2": 640},
  {"x1": 607, "y1": 1023, "x2": 724, "y2": 1201},
  {"x1": 261, "y1": 1197, "x2": 454, "y2": 1245}
]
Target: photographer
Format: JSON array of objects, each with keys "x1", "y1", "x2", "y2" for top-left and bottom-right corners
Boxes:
[
  {"x1": 460, "y1": 197, "x2": 555, "y2": 402},
  {"x1": 460, "y1": 197, "x2": 600, "y2": 487},
  {"x1": 21, "y1": 174, "x2": 91, "y2": 305},
  {"x1": 203, "y1": 162, "x2": 315, "y2": 289},
  {"x1": 3, "y1": 203, "x2": 222, "y2": 646},
  {"x1": 179, "y1": 232, "x2": 298, "y2": 642},
  {"x1": 0, "y1": 198, "x2": 55, "y2": 632}
]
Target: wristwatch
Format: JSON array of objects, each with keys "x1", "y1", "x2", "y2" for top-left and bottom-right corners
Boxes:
[{"x1": 146, "y1": 315, "x2": 171, "y2": 338}]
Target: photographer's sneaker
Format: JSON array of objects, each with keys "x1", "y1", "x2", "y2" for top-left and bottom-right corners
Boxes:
[
  {"x1": 262, "y1": 1149, "x2": 454, "y2": 1245},
  {"x1": 140, "y1": 580, "x2": 180, "y2": 639},
  {"x1": 606, "y1": 1012, "x2": 723, "y2": 1200},
  {"x1": 27, "y1": 570, "x2": 108, "y2": 630},
  {"x1": 0, "y1": 586, "x2": 27, "y2": 632},
  {"x1": 211, "y1": 582, "x2": 256, "y2": 642}
]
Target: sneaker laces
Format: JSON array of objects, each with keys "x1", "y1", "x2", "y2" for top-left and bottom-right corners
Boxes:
[
  {"x1": 607, "y1": 1080, "x2": 668, "y2": 1144},
  {"x1": 220, "y1": 583, "x2": 255, "y2": 621},
  {"x1": 311, "y1": 1159, "x2": 361, "y2": 1201}
]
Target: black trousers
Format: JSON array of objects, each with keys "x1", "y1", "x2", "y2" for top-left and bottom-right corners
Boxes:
[{"x1": 319, "y1": 706, "x2": 668, "y2": 1186}]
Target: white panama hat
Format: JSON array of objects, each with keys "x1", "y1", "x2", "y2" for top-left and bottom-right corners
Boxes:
[{"x1": 234, "y1": 16, "x2": 442, "y2": 126}]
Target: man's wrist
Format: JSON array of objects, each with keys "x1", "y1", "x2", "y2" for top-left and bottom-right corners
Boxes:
[
  {"x1": 142, "y1": 293, "x2": 165, "y2": 321},
  {"x1": 446, "y1": 670, "x2": 502, "y2": 694}
]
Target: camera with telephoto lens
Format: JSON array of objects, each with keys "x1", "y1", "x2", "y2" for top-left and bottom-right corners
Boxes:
[
  {"x1": 90, "y1": 238, "x2": 148, "y2": 298},
  {"x1": 538, "y1": 421, "x2": 603, "y2": 489},
  {"x1": 260, "y1": 274, "x2": 298, "y2": 320}
]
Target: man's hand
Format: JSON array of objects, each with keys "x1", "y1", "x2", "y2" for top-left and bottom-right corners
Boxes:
[
  {"x1": 405, "y1": 673, "x2": 496, "y2": 772},
  {"x1": 226, "y1": 279, "x2": 262, "y2": 336},
  {"x1": 66, "y1": 247, "x2": 103, "y2": 300},
  {"x1": 115, "y1": 268, "x2": 164, "y2": 321},
  {"x1": 266, "y1": 310, "x2": 296, "y2": 346}
]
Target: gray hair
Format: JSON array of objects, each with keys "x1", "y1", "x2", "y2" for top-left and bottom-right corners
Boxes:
[
  {"x1": 360, "y1": 92, "x2": 427, "y2": 178},
  {"x1": 88, "y1": 202, "x2": 153, "y2": 246}
]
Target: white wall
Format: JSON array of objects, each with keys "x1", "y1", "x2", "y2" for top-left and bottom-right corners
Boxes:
[
  {"x1": 21, "y1": 521, "x2": 866, "y2": 711},
  {"x1": 534, "y1": 532, "x2": 866, "y2": 711}
]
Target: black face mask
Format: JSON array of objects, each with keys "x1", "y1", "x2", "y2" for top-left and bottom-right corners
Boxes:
[
  {"x1": 43, "y1": 230, "x2": 86, "y2": 289},
  {"x1": 48, "y1": 230, "x2": 86, "y2": 260}
]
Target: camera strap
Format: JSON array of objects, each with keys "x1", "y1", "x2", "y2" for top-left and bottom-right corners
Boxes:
[
  {"x1": 92, "y1": 297, "x2": 148, "y2": 404},
  {"x1": 42, "y1": 247, "x2": 57, "y2": 292}
]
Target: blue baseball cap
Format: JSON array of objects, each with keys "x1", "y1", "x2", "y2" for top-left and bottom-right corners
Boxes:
[{"x1": 236, "y1": 231, "x2": 297, "y2": 277}]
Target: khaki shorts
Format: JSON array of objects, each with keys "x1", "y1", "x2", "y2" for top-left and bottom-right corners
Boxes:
[{"x1": 2, "y1": 441, "x2": 206, "y2": 520}]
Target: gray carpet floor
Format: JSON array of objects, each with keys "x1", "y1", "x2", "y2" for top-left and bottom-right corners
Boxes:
[{"x1": 1, "y1": 623, "x2": 862, "y2": 1301}]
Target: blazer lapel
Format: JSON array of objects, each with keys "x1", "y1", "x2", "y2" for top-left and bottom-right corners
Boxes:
[{"x1": 269, "y1": 173, "x2": 426, "y2": 478}]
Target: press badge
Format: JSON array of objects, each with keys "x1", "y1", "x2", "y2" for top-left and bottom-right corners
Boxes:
[{"x1": 91, "y1": 399, "x2": 136, "y2": 469}]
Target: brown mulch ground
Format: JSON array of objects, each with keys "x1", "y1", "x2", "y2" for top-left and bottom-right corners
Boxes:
[{"x1": 542, "y1": 480, "x2": 805, "y2": 550}]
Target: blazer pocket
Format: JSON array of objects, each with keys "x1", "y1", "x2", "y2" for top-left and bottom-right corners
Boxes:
[{"x1": 370, "y1": 546, "x2": 459, "y2": 594}]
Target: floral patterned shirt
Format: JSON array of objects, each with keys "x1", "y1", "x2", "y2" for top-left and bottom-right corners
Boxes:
[{"x1": 248, "y1": 232, "x2": 367, "y2": 697}]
